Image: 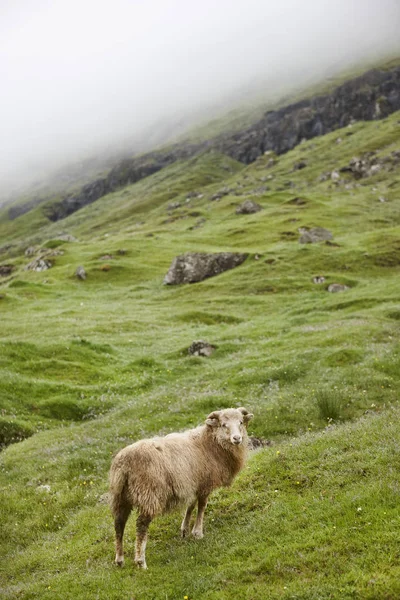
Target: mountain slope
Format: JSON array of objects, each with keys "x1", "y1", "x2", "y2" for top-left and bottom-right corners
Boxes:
[{"x1": 0, "y1": 81, "x2": 399, "y2": 598}]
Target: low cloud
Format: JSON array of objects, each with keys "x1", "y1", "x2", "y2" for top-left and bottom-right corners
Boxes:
[{"x1": 1, "y1": 0, "x2": 399, "y2": 194}]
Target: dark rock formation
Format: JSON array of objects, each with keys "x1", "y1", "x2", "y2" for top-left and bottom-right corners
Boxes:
[
  {"x1": 236, "y1": 200, "x2": 263, "y2": 214},
  {"x1": 0, "y1": 265, "x2": 13, "y2": 277},
  {"x1": 163, "y1": 252, "x2": 248, "y2": 285},
  {"x1": 217, "y1": 66, "x2": 400, "y2": 163},
  {"x1": 188, "y1": 341, "x2": 216, "y2": 357}
]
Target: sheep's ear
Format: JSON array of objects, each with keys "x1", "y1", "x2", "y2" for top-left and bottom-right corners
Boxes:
[
  {"x1": 238, "y1": 407, "x2": 254, "y2": 423},
  {"x1": 206, "y1": 411, "x2": 221, "y2": 427}
]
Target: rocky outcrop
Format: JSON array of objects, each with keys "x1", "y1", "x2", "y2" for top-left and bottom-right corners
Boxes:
[
  {"x1": 43, "y1": 143, "x2": 208, "y2": 222},
  {"x1": 11, "y1": 65, "x2": 400, "y2": 224},
  {"x1": 25, "y1": 258, "x2": 52, "y2": 272},
  {"x1": 163, "y1": 252, "x2": 248, "y2": 285},
  {"x1": 217, "y1": 66, "x2": 400, "y2": 163}
]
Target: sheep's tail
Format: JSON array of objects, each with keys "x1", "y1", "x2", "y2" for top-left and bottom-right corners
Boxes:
[{"x1": 109, "y1": 459, "x2": 129, "y2": 515}]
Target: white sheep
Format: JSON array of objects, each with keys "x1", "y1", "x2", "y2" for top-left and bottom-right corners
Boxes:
[{"x1": 109, "y1": 407, "x2": 253, "y2": 569}]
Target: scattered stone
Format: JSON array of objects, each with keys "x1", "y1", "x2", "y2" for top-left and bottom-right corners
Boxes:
[
  {"x1": 163, "y1": 252, "x2": 248, "y2": 285},
  {"x1": 318, "y1": 172, "x2": 330, "y2": 182},
  {"x1": 236, "y1": 200, "x2": 263, "y2": 215},
  {"x1": 210, "y1": 187, "x2": 232, "y2": 201},
  {"x1": 167, "y1": 201, "x2": 181, "y2": 210},
  {"x1": 335, "y1": 137, "x2": 342, "y2": 144},
  {"x1": 25, "y1": 258, "x2": 52, "y2": 272},
  {"x1": 100, "y1": 254, "x2": 113, "y2": 260},
  {"x1": 25, "y1": 246, "x2": 37, "y2": 256},
  {"x1": 293, "y1": 160, "x2": 307, "y2": 170},
  {"x1": 325, "y1": 240, "x2": 340, "y2": 247},
  {"x1": 299, "y1": 227, "x2": 333, "y2": 244},
  {"x1": 265, "y1": 158, "x2": 276, "y2": 168},
  {"x1": 331, "y1": 170, "x2": 341, "y2": 182},
  {"x1": 379, "y1": 196, "x2": 387, "y2": 203},
  {"x1": 264, "y1": 258, "x2": 276, "y2": 264},
  {"x1": 313, "y1": 276, "x2": 326, "y2": 284},
  {"x1": 0, "y1": 265, "x2": 13, "y2": 277},
  {"x1": 75, "y1": 266, "x2": 87, "y2": 280},
  {"x1": 117, "y1": 249, "x2": 127, "y2": 255},
  {"x1": 37, "y1": 484, "x2": 51, "y2": 493},
  {"x1": 188, "y1": 341, "x2": 216, "y2": 357},
  {"x1": 328, "y1": 283, "x2": 349, "y2": 293},
  {"x1": 100, "y1": 264, "x2": 111, "y2": 272}
]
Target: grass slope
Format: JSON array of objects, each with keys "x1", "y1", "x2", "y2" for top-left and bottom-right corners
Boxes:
[{"x1": 0, "y1": 109, "x2": 400, "y2": 598}]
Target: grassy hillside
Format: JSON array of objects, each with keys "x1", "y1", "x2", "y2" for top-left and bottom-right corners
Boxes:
[{"x1": 0, "y1": 108, "x2": 399, "y2": 598}]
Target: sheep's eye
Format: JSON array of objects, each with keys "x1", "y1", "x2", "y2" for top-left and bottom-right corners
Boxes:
[
  {"x1": 222, "y1": 423, "x2": 227, "y2": 428},
  {"x1": 240, "y1": 421, "x2": 243, "y2": 425}
]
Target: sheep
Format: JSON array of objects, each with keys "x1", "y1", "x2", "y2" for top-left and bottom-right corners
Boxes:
[{"x1": 109, "y1": 406, "x2": 254, "y2": 569}]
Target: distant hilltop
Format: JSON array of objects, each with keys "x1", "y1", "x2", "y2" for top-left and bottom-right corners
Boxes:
[{"x1": 9, "y1": 64, "x2": 400, "y2": 223}]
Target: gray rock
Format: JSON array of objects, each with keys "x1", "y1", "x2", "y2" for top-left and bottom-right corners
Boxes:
[
  {"x1": 25, "y1": 246, "x2": 37, "y2": 256},
  {"x1": 75, "y1": 266, "x2": 87, "y2": 280},
  {"x1": 188, "y1": 341, "x2": 215, "y2": 357},
  {"x1": 299, "y1": 227, "x2": 333, "y2": 244},
  {"x1": 25, "y1": 258, "x2": 52, "y2": 272},
  {"x1": 167, "y1": 201, "x2": 181, "y2": 210},
  {"x1": 164, "y1": 252, "x2": 248, "y2": 285},
  {"x1": 236, "y1": 200, "x2": 262, "y2": 215},
  {"x1": 313, "y1": 276, "x2": 326, "y2": 284},
  {"x1": 328, "y1": 283, "x2": 349, "y2": 293}
]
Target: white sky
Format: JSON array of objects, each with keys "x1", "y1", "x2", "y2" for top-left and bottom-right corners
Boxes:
[{"x1": 0, "y1": 0, "x2": 399, "y2": 191}]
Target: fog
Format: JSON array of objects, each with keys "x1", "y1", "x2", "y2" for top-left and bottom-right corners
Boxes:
[{"x1": 1, "y1": 0, "x2": 399, "y2": 196}]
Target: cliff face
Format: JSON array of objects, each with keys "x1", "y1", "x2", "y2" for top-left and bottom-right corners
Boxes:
[
  {"x1": 43, "y1": 142, "x2": 208, "y2": 222},
  {"x1": 12, "y1": 65, "x2": 400, "y2": 223},
  {"x1": 217, "y1": 66, "x2": 400, "y2": 163}
]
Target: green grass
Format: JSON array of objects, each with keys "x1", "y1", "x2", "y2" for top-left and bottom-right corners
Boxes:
[{"x1": 0, "y1": 106, "x2": 400, "y2": 598}]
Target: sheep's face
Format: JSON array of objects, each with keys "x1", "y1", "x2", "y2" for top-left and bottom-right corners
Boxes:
[{"x1": 206, "y1": 407, "x2": 253, "y2": 446}]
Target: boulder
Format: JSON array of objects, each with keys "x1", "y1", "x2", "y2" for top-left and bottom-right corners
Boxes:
[
  {"x1": 164, "y1": 252, "x2": 248, "y2": 285},
  {"x1": 25, "y1": 246, "x2": 37, "y2": 256},
  {"x1": 0, "y1": 265, "x2": 13, "y2": 277},
  {"x1": 299, "y1": 227, "x2": 333, "y2": 244},
  {"x1": 236, "y1": 200, "x2": 263, "y2": 215},
  {"x1": 313, "y1": 276, "x2": 326, "y2": 284},
  {"x1": 75, "y1": 266, "x2": 87, "y2": 280},
  {"x1": 328, "y1": 283, "x2": 349, "y2": 293},
  {"x1": 25, "y1": 258, "x2": 52, "y2": 272},
  {"x1": 188, "y1": 341, "x2": 215, "y2": 357}
]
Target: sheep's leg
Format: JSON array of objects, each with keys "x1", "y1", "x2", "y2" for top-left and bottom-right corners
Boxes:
[
  {"x1": 114, "y1": 503, "x2": 132, "y2": 566},
  {"x1": 192, "y1": 495, "x2": 208, "y2": 539},
  {"x1": 134, "y1": 513, "x2": 152, "y2": 569},
  {"x1": 181, "y1": 500, "x2": 197, "y2": 538}
]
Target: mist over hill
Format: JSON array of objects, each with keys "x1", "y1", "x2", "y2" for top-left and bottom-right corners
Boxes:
[{"x1": 1, "y1": 0, "x2": 400, "y2": 200}]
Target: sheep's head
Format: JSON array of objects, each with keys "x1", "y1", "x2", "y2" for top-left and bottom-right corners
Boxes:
[{"x1": 206, "y1": 407, "x2": 254, "y2": 446}]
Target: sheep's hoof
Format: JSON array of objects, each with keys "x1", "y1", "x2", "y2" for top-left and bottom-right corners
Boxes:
[
  {"x1": 135, "y1": 558, "x2": 147, "y2": 570},
  {"x1": 115, "y1": 556, "x2": 124, "y2": 567},
  {"x1": 191, "y1": 529, "x2": 204, "y2": 539},
  {"x1": 181, "y1": 528, "x2": 189, "y2": 538}
]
